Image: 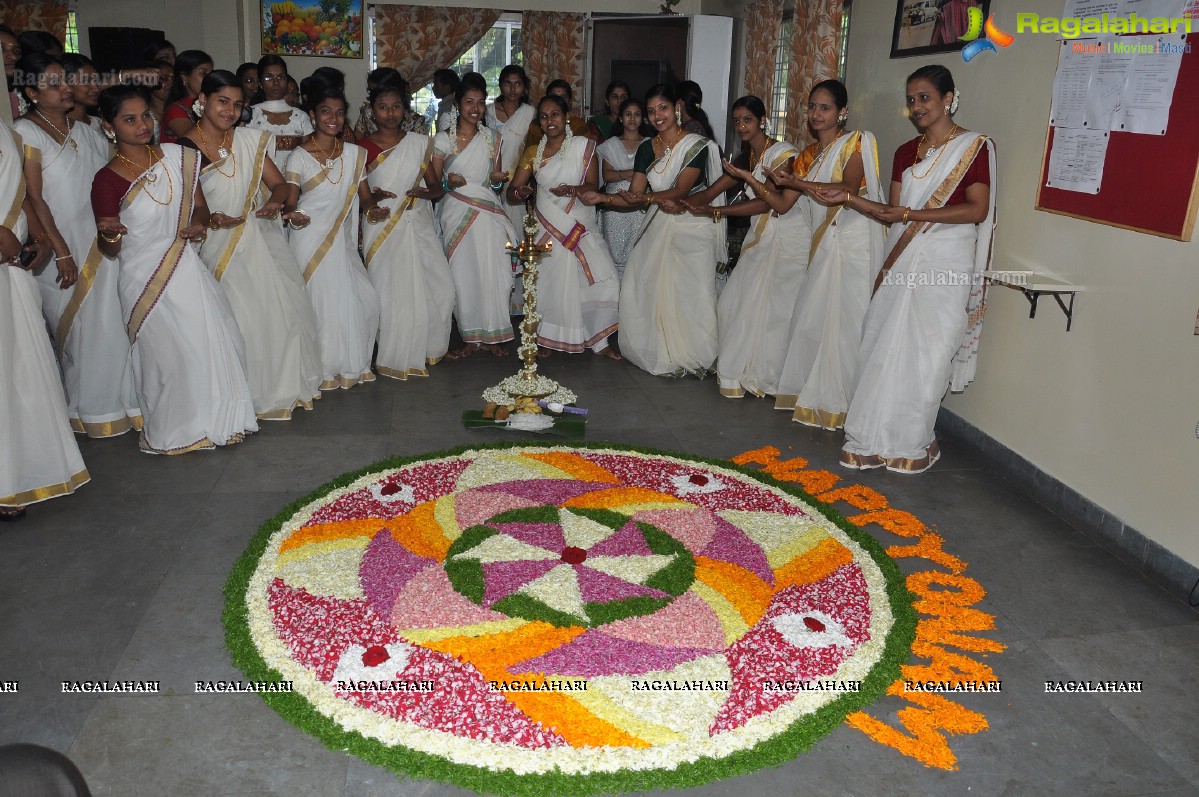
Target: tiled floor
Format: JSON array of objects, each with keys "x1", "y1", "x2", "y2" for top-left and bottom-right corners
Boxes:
[{"x1": 2, "y1": 351, "x2": 1196, "y2": 796}]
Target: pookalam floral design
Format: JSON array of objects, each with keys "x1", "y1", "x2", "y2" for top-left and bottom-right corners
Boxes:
[{"x1": 225, "y1": 443, "x2": 915, "y2": 795}]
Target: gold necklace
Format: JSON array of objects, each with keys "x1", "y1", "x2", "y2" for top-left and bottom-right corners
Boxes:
[
  {"x1": 805, "y1": 137, "x2": 837, "y2": 178},
  {"x1": 748, "y1": 145, "x2": 763, "y2": 173},
  {"x1": 650, "y1": 128, "x2": 686, "y2": 175},
  {"x1": 312, "y1": 138, "x2": 343, "y2": 184},
  {"x1": 911, "y1": 124, "x2": 959, "y2": 180},
  {"x1": 194, "y1": 122, "x2": 236, "y2": 178},
  {"x1": 35, "y1": 109, "x2": 76, "y2": 150},
  {"x1": 118, "y1": 146, "x2": 173, "y2": 206}
]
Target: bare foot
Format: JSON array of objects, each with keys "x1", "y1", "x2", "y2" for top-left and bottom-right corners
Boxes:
[
  {"x1": 0, "y1": 506, "x2": 26, "y2": 521},
  {"x1": 537, "y1": 348, "x2": 552, "y2": 359},
  {"x1": 445, "y1": 343, "x2": 481, "y2": 361},
  {"x1": 596, "y1": 345, "x2": 623, "y2": 361},
  {"x1": 485, "y1": 344, "x2": 509, "y2": 358}
]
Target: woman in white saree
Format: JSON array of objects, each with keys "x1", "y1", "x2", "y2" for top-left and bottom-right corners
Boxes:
[
  {"x1": 15, "y1": 54, "x2": 140, "y2": 438},
  {"x1": 1, "y1": 120, "x2": 88, "y2": 518},
  {"x1": 361, "y1": 78, "x2": 455, "y2": 378},
  {"x1": 185, "y1": 70, "x2": 322, "y2": 419},
  {"x1": 286, "y1": 85, "x2": 386, "y2": 390},
  {"x1": 432, "y1": 75, "x2": 516, "y2": 358},
  {"x1": 819, "y1": 66, "x2": 995, "y2": 473},
  {"x1": 683, "y1": 95, "x2": 806, "y2": 399},
  {"x1": 583, "y1": 83, "x2": 724, "y2": 377},
  {"x1": 487, "y1": 65, "x2": 536, "y2": 236},
  {"x1": 91, "y1": 85, "x2": 257, "y2": 454},
  {"x1": 508, "y1": 95, "x2": 620, "y2": 357},
  {"x1": 770, "y1": 80, "x2": 886, "y2": 429}
]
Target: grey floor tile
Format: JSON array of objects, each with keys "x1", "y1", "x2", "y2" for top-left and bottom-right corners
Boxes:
[
  {"x1": 0, "y1": 692, "x2": 99, "y2": 751},
  {"x1": 73, "y1": 434, "x2": 233, "y2": 495},
  {"x1": 109, "y1": 567, "x2": 239, "y2": 696},
  {"x1": 1039, "y1": 625, "x2": 1199, "y2": 787},
  {"x1": 344, "y1": 758, "x2": 478, "y2": 797},
  {"x1": 963, "y1": 534, "x2": 1198, "y2": 639},
  {"x1": 211, "y1": 434, "x2": 394, "y2": 494},
  {"x1": 69, "y1": 696, "x2": 350, "y2": 797},
  {"x1": 177, "y1": 491, "x2": 308, "y2": 576}
]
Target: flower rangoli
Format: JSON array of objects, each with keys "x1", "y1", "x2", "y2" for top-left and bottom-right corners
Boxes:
[{"x1": 225, "y1": 443, "x2": 915, "y2": 794}]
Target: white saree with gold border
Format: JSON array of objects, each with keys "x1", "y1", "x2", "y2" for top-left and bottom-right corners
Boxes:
[
  {"x1": 434, "y1": 128, "x2": 517, "y2": 345},
  {"x1": 715, "y1": 139, "x2": 806, "y2": 398},
  {"x1": 0, "y1": 122, "x2": 89, "y2": 505},
  {"x1": 198, "y1": 127, "x2": 322, "y2": 418},
  {"x1": 619, "y1": 134, "x2": 724, "y2": 376},
  {"x1": 842, "y1": 133, "x2": 996, "y2": 471},
  {"x1": 363, "y1": 132, "x2": 455, "y2": 378},
  {"x1": 15, "y1": 118, "x2": 140, "y2": 437},
  {"x1": 529, "y1": 136, "x2": 619, "y2": 352},
  {"x1": 286, "y1": 144, "x2": 381, "y2": 389},
  {"x1": 115, "y1": 143, "x2": 257, "y2": 454},
  {"x1": 775, "y1": 130, "x2": 885, "y2": 428}
]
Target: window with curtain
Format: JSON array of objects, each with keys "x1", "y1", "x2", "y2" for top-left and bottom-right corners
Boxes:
[
  {"x1": 63, "y1": 8, "x2": 77, "y2": 52},
  {"x1": 773, "y1": 0, "x2": 850, "y2": 139},
  {"x1": 402, "y1": 14, "x2": 522, "y2": 132},
  {"x1": 837, "y1": 0, "x2": 852, "y2": 82},
  {"x1": 769, "y1": 16, "x2": 791, "y2": 140}
]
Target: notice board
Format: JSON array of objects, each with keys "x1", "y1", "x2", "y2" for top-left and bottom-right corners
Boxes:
[{"x1": 1035, "y1": 33, "x2": 1199, "y2": 241}]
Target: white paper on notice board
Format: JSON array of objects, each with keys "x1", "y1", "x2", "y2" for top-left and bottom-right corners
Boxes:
[{"x1": 1047, "y1": 127, "x2": 1109, "y2": 192}]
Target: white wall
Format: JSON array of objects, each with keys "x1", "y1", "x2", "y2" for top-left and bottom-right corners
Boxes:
[{"x1": 844, "y1": 0, "x2": 1199, "y2": 566}]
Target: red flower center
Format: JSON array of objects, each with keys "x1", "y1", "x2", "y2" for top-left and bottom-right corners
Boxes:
[
  {"x1": 688, "y1": 474, "x2": 709, "y2": 486},
  {"x1": 803, "y1": 617, "x2": 825, "y2": 632},
  {"x1": 380, "y1": 483, "x2": 400, "y2": 496},
  {"x1": 561, "y1": 546, "x2": 587, "y2": 565},
  {"x1": 361, "y1": 645, "x2": 390, "y2": 667}
]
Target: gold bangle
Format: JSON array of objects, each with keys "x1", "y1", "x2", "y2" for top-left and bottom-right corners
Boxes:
[
  {"x1": 713, "y1": 209, "x2": 722, "y2": 224},
  {"x1": 645, "y1": 190, "x2": 655, "y2": 206},
  {"x1": 99, "y1": 230, "x2": 122, "y2": 244},
  {"x1": 902, "y1": 207, "x2": 910, "y2": 224},
  {"x1": 208, "y1": 215, "x2": 222, "y2": 230},
  {"x1": 843, "y1": 195, "x2": 853, "y2": 209}
]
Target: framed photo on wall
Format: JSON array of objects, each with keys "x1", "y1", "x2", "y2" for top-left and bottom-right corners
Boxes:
[
  {"x1": 891, "y1": 0, "x2": 990, "y2": 58},
  {"x1": 262, "y1": 0, "x2": 364, "y2": 58}
]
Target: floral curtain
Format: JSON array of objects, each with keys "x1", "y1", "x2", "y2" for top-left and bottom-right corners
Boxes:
[
  {"x1": 0, "y1": 0, "x2": 68, "y2": 41},
  {"x1": 373, "y1": 4, "x2": 502, "y2": 90},
  {"x1": 742, "y1": 0, "x2": 783, "y2": 112},
  {"x1": 784, "y1": 0, "x2": 843, "y2": 143},
  {"x1": 520, "y1": 11, "x2": 586, "y2": 107}
]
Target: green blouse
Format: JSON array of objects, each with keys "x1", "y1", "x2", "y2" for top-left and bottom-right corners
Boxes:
[{"x1": 632, "y1": 138, "x2": 708, "y2": 186}]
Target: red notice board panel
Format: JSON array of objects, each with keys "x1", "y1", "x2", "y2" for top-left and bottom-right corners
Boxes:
[{"x1": 1036, "y1": 33, "x2": 1199, "y2": 240}]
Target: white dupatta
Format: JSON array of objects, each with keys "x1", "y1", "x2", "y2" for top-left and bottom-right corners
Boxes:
[{"x1": 491, "y1": 102, "x2": 535, "y2": 178}]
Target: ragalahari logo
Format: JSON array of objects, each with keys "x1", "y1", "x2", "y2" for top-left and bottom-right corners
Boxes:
[{"x1": 960, "y1": 8, "x2": 1015, "y2": 60}]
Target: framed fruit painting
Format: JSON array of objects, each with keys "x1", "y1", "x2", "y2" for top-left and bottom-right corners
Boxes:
[{"x1": 262, "y1": 0, "x2": 363, "y2": 58}]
